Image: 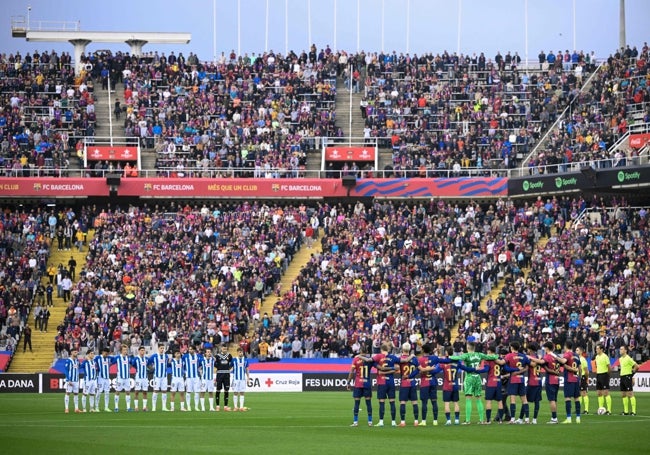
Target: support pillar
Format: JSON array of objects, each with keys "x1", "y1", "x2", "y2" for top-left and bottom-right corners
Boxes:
[
  {"x1": 69, "y1": 39, "x2": 91, "y2": 75},
  {"x1": 125, "y1": 39, "x2": 148, "y2": 56}
]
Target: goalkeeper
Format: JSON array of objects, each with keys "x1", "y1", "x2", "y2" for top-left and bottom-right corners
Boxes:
[{"x1": 451, "y1": 340, "x2": 498, "y2": 424}]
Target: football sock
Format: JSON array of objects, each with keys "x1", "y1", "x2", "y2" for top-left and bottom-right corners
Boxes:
[
  {"x1": 575, "y1": 401, "x2": 581, "y2": 416},
  {"x1": 623, "y1": 397, "x2": 629, "y2": 414},
  {"x1": 185, "y1": 394, "x2": 191, "y2": 410},
  {"x1": 466, "y1": 400, "x2": 473, "y2": 422},
  {"x1": 519, "y1": 406, "x2": 525, "y2": 419},
  {"x1": 454, "y1": 411, "x2": 460, "y2": 421},
  {"x1": 152, "y1": 393, "x2": 158, "y2": 409},
  {"x1": 486, "y1": 408, "x2": 492, "y2": 422},
  {"x1": 209, "y1": 398, "x2": 214, "y2": 409},
  {"x1": 240, "y1": 396, "x2": 245, "y2": 409},
  {"x1": 65, "y1": 395, "x2": 69, "y2": 410},
  {"x1": 114, "y1": 395, "x2": 119, "y2": 410},
  {"x1": 445, "y1": 412, "x2": 450, "y2": 422},
  {"x1": 534, "y1": 401, "x2": 540, "y2": 418},
  {"x1": 565, "y1": 401, "x2": 572, "y2": 417},
  {"x1": 497, "y1": 408, "x2": 503, "y2": 421},
  {"x1": 105, "y1": 393, "x2": 109, "y2": 409},
  {"x1": 233, "y1": 396, "x2": 239, "y2": 408},
  {"x1": 598, "y1": 396, "x2": 604, "y2": 409},
  {"x1": 82, "y1": 395, "x2": 87, "y2": 410},
  {"x1": 89, "y1": 395, "x2": 95, "y2": 409},
  {"x1": 73, "y1": 395, "x2": 78, "y2": 411},
  {"x1": 194, "y1": 393, "x2": 200, "y2": 410},
  {"x1": 432, "y1": 400, "x2": 438, "y2": 419},
  {"x1": 379, "y1": 401, "x2": 385, "y2": 419},
  {"x1": 400, "y1": 403, "x2": 406, "y2": 421},
  {"x1": 477, "y1": 400, "x2": 485, "y2": 421},
  {"x1": 630, "y1": 397, "x2": 636, "y2": 413},
  {"x1": 522, "y1": 403, "x2": 529, "y2": 418},
  {"x1": 134, "y1": 399, "x2": 139, "y2": 409},
  {"x1": 583, "y1": 395, "x2": 589, "y2": 413},
  {"x1": 224, "y1": 391, "x2": 229, "y2": 406},
  {"x1": 353, "y1": 400, "x2": 360, "y2": 421},
  {"x1": 389, "y1": 401, "x2": 396, "y2": 420},
  {"x1": 509, "y1": 403, "x2": 516, "y2": 419},
  {"x1": 421, "y1": 401, "x2": 428, "y2": 421},
  {"x1": 412, "y1": 403, "x2": 418, "y2": 421},
  {"x1": 605, "y1": 395, "x2": 612, "y2": 412},
  {"x1": 162, "y1": 394, "x2": 168, "y2": 409},
  {"x1": 551, "y1": 411, "x2": 557, "y2": 419},
  {"x1": 365, "y1": 399, "x2": 373, "y2": 420},
  {"x1": 142, "y1": 398, "x2": 147, "y2": 410},
  {"x1": 125, "y1": 396, "x2": 131, "y2": 410}
]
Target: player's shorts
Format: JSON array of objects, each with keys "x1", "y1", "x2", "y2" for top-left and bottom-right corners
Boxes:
[
  {"x1": 115, "y1": 378, "x2": 131, "y2": 392},
  {"x1": 185, "y1": 377, "x2": 201, "y2": 393},
  {"x1": 83, "y1": 380, "x2": 97, "y2": 395},
  {"x1": 545, "y1": 382, "x2": 559, "y2": 402},
  {"x1": 507, "y1": 382, "x2": 526, "y2": 397},
  {"x1": 152, "y1": 376, "x2": 168, "y2": 391},
  {"x1": 377, "y1": 382, "x2": 396, "y2": 400},
  {"x1": 201, "y1": 379, "x2": 216, "y2": 393},
  {"x1": 442, "y1": 390, "x2": 459, "y2": 402},
  {"x1": 399, "y1": 385, "x2": 417, "y2": 402},
  {"x1": 170, "y1": 377, "x2": 185, "y2": 392},
  {"x1": 134, "y1": 378, "x2": 149, "y2": 391},
  {"x1": 65, "y1": 381, "x2": 80, "y2": 394},
  {"x1": 620, "y1": 375, "x2": 634, "y2": 392},
  {"x1": 463, "y1": 374, "x2": 483, "y2": 397},
  {"x1": 579, "y1": 376, "x2": 588, "y2": 392},
  {"x1": 563, "y1": 382, "x2": 580, "y2": 399},
  {"x1": 485, "y1": 385, "x2": 502, "y2": 401},
  {"x1": 353, "y1": 385, "x2": 372, "y2": 399},
  {"x1": 596, "y1": 373, "x2": 610, "y2": 390},
  {"x1": 216, "y1": 373, "x2": 231, "y2": 391},
  {"x1": 97, "y1": 377, "x2": 111, "y2": 393},
  {"x1": 419, "y1": 384, "x2": 437, "y2": 401},
  {"x1": 231, "y1": 379, "x2": 246, "y2": 393},
  {"x1": 526, "y1": 385, "x2": 542, "y2": 403}
]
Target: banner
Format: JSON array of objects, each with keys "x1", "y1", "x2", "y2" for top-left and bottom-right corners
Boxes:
[
  {"x1": 0, "y1": 374, "x2": 39, "y2": 393},
  {"x1": 629, "y1": 133, "x2": 650, "y2": 149},
  {"x1": 0, "y1": 178, "x2": 110, "y2": 197},
  {"x1": 247, "y1": 373, "x2": 302, "y2": 392},
  {"x1": 634, "y1": 373, "x2": 650, "y2": 392},
  {"x1": 325, "y1": 146, "x2": 376, "y2": 162},
  {"x1": 86, "y1": 146, "x2": 139, "y2": 161}
]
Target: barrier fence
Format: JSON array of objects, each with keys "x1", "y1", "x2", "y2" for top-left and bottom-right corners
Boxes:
[{"x1": 1, "y1": 371, "x2": 648, "y2": 393}]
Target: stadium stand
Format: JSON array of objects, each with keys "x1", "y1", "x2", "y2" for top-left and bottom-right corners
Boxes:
[{"x1": 0, "y1": 50, "x2": 95, "y2": 177}]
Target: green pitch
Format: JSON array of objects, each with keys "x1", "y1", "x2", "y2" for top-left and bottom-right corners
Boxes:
[{"x1": 0, "y1": 393, "x2": 648, "y2": 455}]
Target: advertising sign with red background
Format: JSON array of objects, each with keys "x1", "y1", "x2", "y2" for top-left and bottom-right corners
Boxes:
[{"x1": 325, "y1": 146, "x2": 376, "y2": 161}]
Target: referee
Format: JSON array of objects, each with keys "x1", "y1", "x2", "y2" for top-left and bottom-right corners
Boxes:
[
  {"x1": 215, "y1": 344, "x2": 233, "y2": 411},
  {"x1": 619, "y1": 345, "x2": 639, "y2": 416},
  {"x1": 576, "y1": 347, "x2": 590, "y2": 414},
  {"x1": 595, "y1": 344, "x2": 612, "y2": 415}
]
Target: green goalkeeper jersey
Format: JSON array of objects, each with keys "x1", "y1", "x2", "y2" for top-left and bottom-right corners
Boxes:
[{"x1": 451, "y1": 352, "x2": 498, "y2": 375}]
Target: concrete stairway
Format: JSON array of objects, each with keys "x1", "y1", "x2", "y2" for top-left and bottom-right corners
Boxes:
[
  {"x1": 449, "y1": 233, "x2": 551, "y2": 341},
  {"x1": 249, "y1": 233, "x2": 323, "y2": 336},
  {"x1": 335, "y1": 76, "x2": 366, "y2": 140},
  {"x1": 9, "y1": 232, "x2": 93, "y2": 373}
]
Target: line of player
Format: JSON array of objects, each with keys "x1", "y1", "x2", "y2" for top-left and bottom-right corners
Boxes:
[
  {"x1": 347, "y1": 339, "x2": 640, "y2": 427},
  {"x1": 62, "y1": 343, "x2": 250, "y2": 414}
]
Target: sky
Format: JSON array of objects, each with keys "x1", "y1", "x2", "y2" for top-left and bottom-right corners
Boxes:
[{"x1": 2, "y1": 0, "x2": 649, "y2": 63}]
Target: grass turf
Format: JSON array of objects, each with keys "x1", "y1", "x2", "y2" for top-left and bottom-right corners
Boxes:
[{"x1": 0, "y1": 392, "x2": 648, "y2": 454}]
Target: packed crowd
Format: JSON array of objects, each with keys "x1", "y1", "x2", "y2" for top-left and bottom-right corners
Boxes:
[
  {"x1": 464, "y1": 197, "x2": 650, "y2": 361},
  {"x1": 243, "y1": 197, "x2": 648, "y2": 366},
  {"x1": 527, "y1": 44, "x2": 650, "y2": 173},
  {"x1": 0, "y1": 50, "x2": 95, "y2": 177},
  {"x1": 53, "y1": 202, "x2": 305, "y2": 360},
  {"x1": 85, "y1": 47, "x2": 341, "y2": 177},
  {"x1": 249, "y1": 198, "x2": 535, "y2": 359},
  {"x1": 0, "y1": 206, "x2": 52, "y2": 359},
  {"x1": 360, "y1": 51, "x2": 562, "y2": 173}
]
